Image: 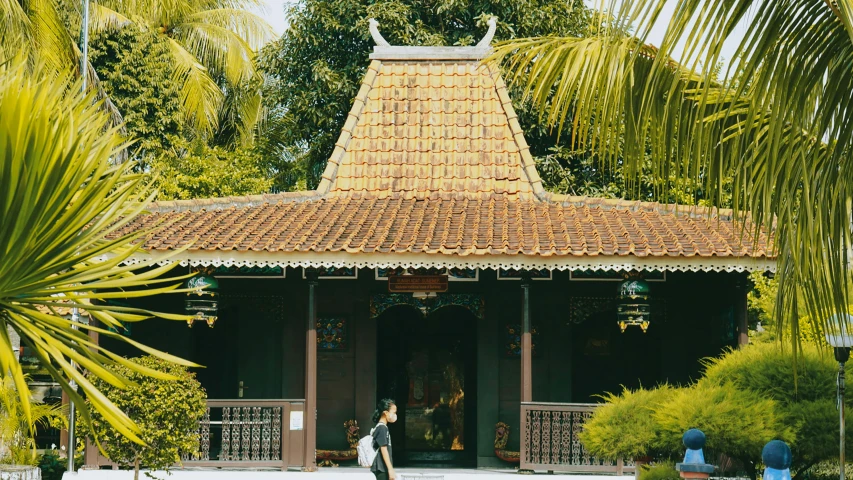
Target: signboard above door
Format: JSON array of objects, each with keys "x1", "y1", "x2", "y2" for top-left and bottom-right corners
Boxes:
[{"x1": 388, "y1": 275, "x2": 449, "y2": 293}]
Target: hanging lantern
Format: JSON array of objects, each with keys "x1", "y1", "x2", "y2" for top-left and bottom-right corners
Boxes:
[
  {"x1": 185, "y1": 274, "x2": 219, "y2": 327},
  {"x1": 617, "y1": 278, "x2": 651, "y2": 333}
]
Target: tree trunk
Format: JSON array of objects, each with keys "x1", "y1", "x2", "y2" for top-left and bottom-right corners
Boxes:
[
  {"x1": 0, "y1": 465, "x2": 41, "y2": 480},
  {"x1": 134, "y1": 456, "x2": 140, "y2": 480}
]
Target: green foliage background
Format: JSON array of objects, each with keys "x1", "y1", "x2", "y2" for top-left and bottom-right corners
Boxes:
[{"x1": 87, "y1": 27, "x2": 273, "y2": 200}]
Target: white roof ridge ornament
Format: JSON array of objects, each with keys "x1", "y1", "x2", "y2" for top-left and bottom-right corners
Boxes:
[
  {"x1": 368, "y1": 16, "x2": 498, "y2": 61},
  {"x1": 476, "y1": 17, "x2": 498, "y2": 47},
  {"x1": 368, "y1": 18, "x2": 390, "y2": 47}
]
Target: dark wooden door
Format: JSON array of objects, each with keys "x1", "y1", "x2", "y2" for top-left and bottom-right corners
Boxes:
[{"x1": 377, "y1": 305, "x2": 477, "y2": 467}]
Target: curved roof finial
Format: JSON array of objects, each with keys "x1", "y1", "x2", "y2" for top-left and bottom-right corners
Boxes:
[
  {"x1": 476, "y1": 17, "x2": 498, "y2": 47},
  {"x1": 369, "y1": 18, "x2": 391, "y2": 47}
]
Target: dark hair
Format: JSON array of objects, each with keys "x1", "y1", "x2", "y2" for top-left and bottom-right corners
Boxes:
[{"x1": 372, "y1": 398, "x2": 396, "y2": 423}]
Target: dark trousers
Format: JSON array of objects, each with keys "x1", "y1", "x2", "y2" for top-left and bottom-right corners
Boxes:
[{"x1": 373, "y1": 471, "x2": 389, "y2": 480}]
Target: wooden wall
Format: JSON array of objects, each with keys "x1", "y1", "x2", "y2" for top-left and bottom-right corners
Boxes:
[{"x1": 101, "y1": 267, "x2": 745, "y2": 468}]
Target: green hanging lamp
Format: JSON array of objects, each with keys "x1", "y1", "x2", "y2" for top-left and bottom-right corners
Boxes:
[
  {"x1": 184, "y1": 274, "x2": 219, "y2": 327},
  {"x1": 616, "y1": 278, "x2": 651, "y2": 333}
]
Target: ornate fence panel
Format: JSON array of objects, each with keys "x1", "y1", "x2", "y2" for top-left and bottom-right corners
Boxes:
[
  {"x1": 520, "y1": 402, "x2": 634, "y2": 474},
  {"x1": 85, "y1": 399, "x2": 305, "y2": 471},
  {"x1": 181, "y1": 399, "x2": 304, "y2": 470}
]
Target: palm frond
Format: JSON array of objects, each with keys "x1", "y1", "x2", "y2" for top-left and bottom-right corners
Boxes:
[
  {"x1": 185, "y1": 8, "x2": 275, "y2": 50},
  {"x1": 0, "y1": 58, "x2": 198, "y2": 441},
  {"x1": 173, "y1": 21, "x2": 256, "y2": 85},
  {"x1": 167, "y1": 37, "x2": 225, "y2": 135},
  {"x1": 89, "y1": 3, "x2": 134, "y2": 33}
]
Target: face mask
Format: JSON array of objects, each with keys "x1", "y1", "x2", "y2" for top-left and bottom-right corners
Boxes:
[{"x1": 387, "y1": 412, "x2": 398, "y2": 423}]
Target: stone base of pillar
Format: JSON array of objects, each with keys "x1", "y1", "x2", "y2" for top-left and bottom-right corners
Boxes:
[{"x1": 0, "y1": 465, "x2": 41, "y2": 480}]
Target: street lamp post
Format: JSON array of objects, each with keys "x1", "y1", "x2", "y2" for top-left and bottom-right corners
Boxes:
[
  {"x1": 827, "y1": 323, "x2": 853, "y2": 480},
  {"x1": 68, "y1": 0, "x2": 90, "y2": 471}
]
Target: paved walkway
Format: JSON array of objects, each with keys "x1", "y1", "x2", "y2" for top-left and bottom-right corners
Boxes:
[{"x1": 64, "y1": 468, "x2": 633, "y2": 480}]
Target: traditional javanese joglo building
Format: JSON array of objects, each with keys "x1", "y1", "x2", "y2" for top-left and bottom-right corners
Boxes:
[{"x1": 91, "y1": 18, "x2": 773, "y2": 474}]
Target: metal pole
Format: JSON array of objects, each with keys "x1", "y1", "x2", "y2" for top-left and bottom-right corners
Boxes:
[
  {"x1": 841, "y1": 359, "x2": 846, "y2": 480},
  {"x1": 69, "y1": 0, "x2": 90, "y2": 471},
  {"x1": 79, "y1": 0, "x2": 90, "y2": 91},
  {"x1": 68, "y1": 307, "x2": 80, "y2": 473}
]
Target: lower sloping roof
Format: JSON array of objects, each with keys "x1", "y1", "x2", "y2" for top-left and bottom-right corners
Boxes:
[{"x1": 120, "y1": 193, "x2": 774, "y2": 273}]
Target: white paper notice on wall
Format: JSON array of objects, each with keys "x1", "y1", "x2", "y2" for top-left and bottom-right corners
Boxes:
[{"x1": 290, "y1": 411, "x2": 304, "y2": 431}]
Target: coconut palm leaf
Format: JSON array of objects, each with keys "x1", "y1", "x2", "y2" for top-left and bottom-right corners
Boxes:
[
  {"x1": 0, "y1": 59, "x2": 200, "y2": 443},
  {"x1": 168, "y1": 37, "x2": 226, "y2": 134},
  {"x1": 185, "y1": 8, "x2": 275, "y2": 51},
  {"x1": 490, "y1": 0, "x2": 853, "y2": 343},
  {"x1": 175, "y1": 21, "x2": 257, "y2": 85}
]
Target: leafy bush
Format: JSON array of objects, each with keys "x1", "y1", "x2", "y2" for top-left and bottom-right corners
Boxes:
[
  {"x1": 653, "y1": 382, "x2": 794, "y2": 478},
  {"x1": 802, "y1": 461, "x2": 853, "y2": 480},
  {"x1": 0, "y1": 376, "x2": 65, "y2": 465},
  {"x1": 581, "y1": 380, "x2": 792, "y2": 479},
  {"x1": 639, "y1": 462, "x2": 680, "y2": 480},
  {"x1": 38, "y1": 450, "x2": 82, "y2": 480},
  {"x1": 701, "y1": 343, "x2": 853, "y2": 476},
  {"x1": 579, "y1": 385, "x2": 676, "y2": 460},
  {"x1": 79, "y1": 356, "x2": 206, "y2": 480}
]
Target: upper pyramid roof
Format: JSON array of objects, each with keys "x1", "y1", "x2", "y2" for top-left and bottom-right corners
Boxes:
[{"x1": 315, "y1": 36, "x2": 546, "y2": 200}]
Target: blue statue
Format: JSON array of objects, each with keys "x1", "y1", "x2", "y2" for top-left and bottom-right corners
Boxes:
[
  {"x1": 675, "y1": 429, "x2": 715, "y2": 478},
  {"x1": 762, "y1": 440, "x2": 792, "y2": 480}
]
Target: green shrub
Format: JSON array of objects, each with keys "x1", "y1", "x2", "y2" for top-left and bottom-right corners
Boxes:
[
  {"x1": 579, "y1": 385, "x2": 676, "y2": 460},
  {"x1": 639, "y1": 462, "x2": 680, "y2": 480},
  {"x1": 701, "y1": 343, "x2": 853, "y2": 475},
  {"x1": 38, "y1": 450, "x2": 82, "y2": 480},
  {"x1": 701, "y1": 343, "x2": 841, "y2": 403},
  {"x1": 802, "y1": 461, "x2": 853, "y2": 480},
  {"x1": 653, "y1": 382, "x2": 794, "y2": 479},
  {"x1": 78, "y1": 356, "x2": 206, "y2": 480}
]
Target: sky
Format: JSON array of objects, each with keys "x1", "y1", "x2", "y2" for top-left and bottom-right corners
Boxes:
[
  {"x1": 253, "y1": 0, "x2": 291, "y2": 36},
  {"x1": 255, "y1": 0, "x2": 754, "y2": 73}
]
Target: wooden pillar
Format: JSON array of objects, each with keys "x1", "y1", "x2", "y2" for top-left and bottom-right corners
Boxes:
[
  {"x1": 736, "y1": 274, "x2": 749, "y2": 348},
  {"x1": 62, "y1": 316, "x2": 99, "y2": 458},
  {"x1": 521, "y1": 273, "x2": 532, "y2": 403},
  {"x1": 83, "y1": 319, "x2": 101, "y2": 468},
  {"x1": 303, "y1": 269, "x2": 319, "y2": 472}
]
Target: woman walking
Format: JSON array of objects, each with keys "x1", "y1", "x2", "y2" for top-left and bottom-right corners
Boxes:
[{"x1": 371, "y1": 399, "x2": 397, "y2": 480}]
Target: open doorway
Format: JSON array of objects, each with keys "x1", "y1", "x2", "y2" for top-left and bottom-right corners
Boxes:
[{"x1": 377, "y1": 305, "x2": 478, "y2": 468}]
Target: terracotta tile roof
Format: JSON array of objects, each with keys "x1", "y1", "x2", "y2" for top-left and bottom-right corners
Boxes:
[
  {"x1": 126, "y1": 32, "x2": 773, "y2": 271},
  {"x1": 315, "y1": 60, "x2": 545, "y2": 200},
  {"x1": 127, "y1": 196, "x2": 769, "y2": 259}
]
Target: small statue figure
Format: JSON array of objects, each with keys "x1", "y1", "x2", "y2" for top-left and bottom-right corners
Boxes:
[
  {"x1": 761, "y1": 440, "x2": 792, "y2": 480},
  {"x1": 675, "y1": 429, "x2": 715, "y2": 479}
]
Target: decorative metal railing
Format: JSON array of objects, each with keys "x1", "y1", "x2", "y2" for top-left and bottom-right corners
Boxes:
[
  {"x1": 85, "y1": 399, "x2": 305, "y2": 471},
  {"x1": 181, "y1": 399, "x2": 305, "y2": 469},
  {"x1": 520, "y1": 402, "x2": 634, "y2": 474}
]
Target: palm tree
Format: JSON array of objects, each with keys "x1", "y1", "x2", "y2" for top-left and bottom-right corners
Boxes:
[
  {"x1": 0, "y1": 0, "x2": 73, "y2": 71},
  {"x1": 0, "y1": 0, "x2": 127, "y2": 128},
  {"x1": 91, "y1": 0, "x2": 275, "y2": 141},
  {"x1": 0, "y1": 58, "x2": 198, "y2": 442},
  {"x1": 489, "y1": 0, "x2": 853, "y2": 343}
]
